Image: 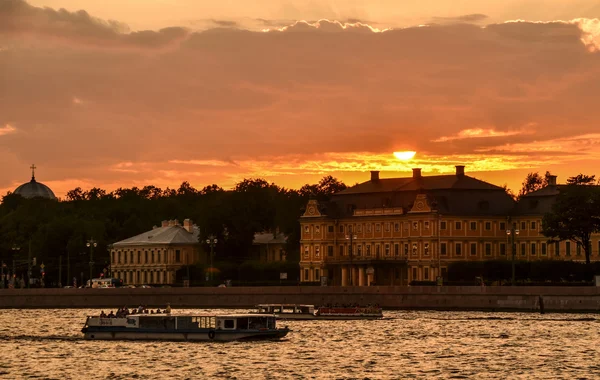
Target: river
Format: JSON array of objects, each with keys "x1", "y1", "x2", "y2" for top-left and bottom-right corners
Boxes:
[{"x1": 0, "y1": 309, "x2": 598, "y2": 379}]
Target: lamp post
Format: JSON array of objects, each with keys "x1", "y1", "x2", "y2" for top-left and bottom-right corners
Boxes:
[
  {"x1": 206, "y1": 235, "x2": 218, "y2": 283},
  {"x1": 506, "y1": 222, "x2": 519, "y2": 286},
  {"x1": 345, "y1": 227, "x2": 357, "y2": 286},
  {"x1": 86, "y1": 238, "x2": 97, "y2": 285},
  {"x1": 9, "y1": 245, "x2": 20, "y2": 288}
]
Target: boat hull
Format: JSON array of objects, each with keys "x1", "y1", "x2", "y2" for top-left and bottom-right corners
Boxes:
[
  {"x1": 275, "y1": 314, "x2": 382, "y2": 321},
  {"x1": 82, "y1": 328, "x2": 289, "y2": 341}
]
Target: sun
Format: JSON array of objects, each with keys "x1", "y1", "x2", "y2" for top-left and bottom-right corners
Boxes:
[{"x1": 393, "y1": 151, "x2": 416, "y2": 161}]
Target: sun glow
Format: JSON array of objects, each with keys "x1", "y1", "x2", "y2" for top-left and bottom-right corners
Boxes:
[{"x1": 393, "y1": 151, "x2": 416, "y2": 161}]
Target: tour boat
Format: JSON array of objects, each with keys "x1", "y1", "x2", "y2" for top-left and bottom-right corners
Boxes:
[
  {"x1": 81, "y1": 313, "x2": 289, "y2": 341},
  {"x1": 255, "y1": 304, "x2": 384, "y2": 320}
]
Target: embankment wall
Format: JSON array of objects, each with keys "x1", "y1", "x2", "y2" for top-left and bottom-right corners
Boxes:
[{"x1": 1, "y1": 286, "x2": 599, "y2": 312}]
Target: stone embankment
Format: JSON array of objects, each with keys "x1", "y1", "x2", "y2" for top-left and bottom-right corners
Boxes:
[{"x1": 0, "y1": 286, "x2": 599, "y2": 312}]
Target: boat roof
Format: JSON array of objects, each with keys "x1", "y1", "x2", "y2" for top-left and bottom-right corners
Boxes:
[
  {"x1": 257, "y1": 304, "x2": 314, "y2": 307},
  {"x1": 91, "y1": 313, "x2": 275, "y2": 319}
]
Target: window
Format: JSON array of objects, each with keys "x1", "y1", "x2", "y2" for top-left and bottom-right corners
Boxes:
[
  {"x1": 130, "y1": 252, "x2": 134, "y2": 264},
  {"x1": 566, "y1": 241, "x2": 571, "y2": 256},
  {"x1": 485, "y1": 222, "x2": 491, "y2": 231},
  {"x1": 339, "y1": 245, "x2": 344, "y2": 256},
  {"x1": 366, "y1": 245, "x2": 371, "y2": 256},
  {"x1": 542, "y1": 243, "x2": 547, "y2": 256},
  {"x1": 413, "y1": 222, "x2": 418, "y2": 230},
  {"x1": 151, "y1": 251, "x2": 154, "y2": 264},
  {"x1": 424, "y1": 243, "x2": 429, "y2": 256},
  {"x1": 455, "y1": 243, "x2": 462, "y2": 255},
  {"x1": 394, "y1": 244, "x2": 399, "y2": 256},
  {"x1": 367, "y1": 224, "x2": 372, "y2": 233},
  {"x1": 521, "y1": 243, "x2": 527, "y2": 256},
  {"x1": 440, "y1": 221, "x2": 447, "y2": 230},
  {"x1": 327, "y1": 246, "x2": 334, "y2": 257},
  {"x1": 117, "y1": 252, "x2": 121, "y2": 264},
  {"x1": 157, "y1": 252, "x2": 161, "y2": 263},
  {"x1": 485, "y1": 243, "x2": 491, "y2": 256},
  {"x1": 499, "y1": 222, "x2": 506, "y2": 231},
  {"x1": 576, "y1": 243, "x2": 581, "y2": 256},
  {"x1": 315, "y1": 246, "x2": 320, "y2": 258},
  {"x1": 315, "y1": 226, "x2": 320, "y2": 233},
  {"x1": 555, "y1": 242, "x2": 560, "y2": 256},
  {"x1": 357, "y1": 225, "x2": 362, "y2": 233},
  {"x1": 531, "y1": 221, "x2": 537, "y2": 230},
  {"x1": 137, "y1": 251, "x2": 141, "y2": 264},
  {"x1": 124, "y1": 252, "x2": 127, "y2": 264},
  {"x1": 531, "y1": 243, "x2": 536, "y2": 255},
  {"x1": 376, "y1": 244, "x2": 381, "y2": 256},
  {"x1": 412, "y1": 267, "x2": 418, "y2": 281},
  {"x1": 521, "y1": 221, "x2": 526, "y2": 230},
  {"x1": 304, "y1": 269, "x2": 309, "y2": 281},
  {"x1": 328, "y1": 225, "x2": 334, "y2": 233},
  {"x1": 394, "y1": 223, "x2": 400, "y2": 232},
  {"x1": 385, "y1": 223, "x2": 390, "y2": 232},
  {"x1": 339, "y1": 225, "x2": 344, "y2": 233},
  {"x1": 470, "y1": 243, "x2": 477, "y2": 256},
  {"x1": 175, "y1": 250, "x2": 181, "y2": 263},
  {"x1": 455, "y1": 221, "x2": 462, "y2": 230},
  {"x1": 385, "y1": 244, "x2": 390, "y2": 256},
  {"x1": 425, "y1": 221, "x2": 430, "y2": 229},
  {"x1": 441, "y1": 242, "x2": 447, "y2": 256},
  {"x1": 470, "y1": 222, "x2": 477, "y2": 230},
  {"x1": 315, "y1": 269, "x2": 320, "y2": 280},
  {"x1": 305, "y1": 226, "x2": 310, "y2": 233},
  {"x1": 404, "y1": 243, "x2": 409, "y2": 256},
  {"x1": 376, "y1": 224, "x2": 381, "y2": 232},
  {"x1": 145, "y1": 251, "x2": 148, "y2": 263},
  {"x1": 304, "y1": 246, "x2": 309, "y2": 259},
  {"x1": 424, "y1": 267, "x2": 430, "y2": 280},
  {"x1": 412, "y1": 243, "x2": 418, "y2": 255},
  {"x1": 500, "y1": 243, "x2": 506, "y2": 255},
  {"x1": 357, "y1": 245, "x2": 363, "y2": 256}
]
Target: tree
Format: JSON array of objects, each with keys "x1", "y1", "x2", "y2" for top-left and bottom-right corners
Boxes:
[
  {"x1": 542, "y1": 175, "x2": 600, "y2": 266},
  {"x1": 518, "y1": 171, "x2": 552, "y2": 199}
]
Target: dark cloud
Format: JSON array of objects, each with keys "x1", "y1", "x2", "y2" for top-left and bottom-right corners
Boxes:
[{"x1": 210, "y1": 19, "x2": 239, "y2": 28}]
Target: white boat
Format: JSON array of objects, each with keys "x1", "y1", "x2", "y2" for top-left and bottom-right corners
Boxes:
[
  {"x1": 255, "y1": 304, "x2": 384, "y2": 320},
  {"x1": 81, "y1": 313, "x2": 289, "y2": 341}
]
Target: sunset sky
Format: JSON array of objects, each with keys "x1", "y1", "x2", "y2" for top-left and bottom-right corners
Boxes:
[{"x1": 1, "y1": 0, "x2": 600, "y2": 198}]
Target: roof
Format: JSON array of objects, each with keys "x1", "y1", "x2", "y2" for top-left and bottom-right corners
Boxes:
[
  {"x1": 253, "y1": 232, "x2": 287, "y2": 245},
  {"x1": 336, "y1": 174, "x2": 503, "y2": 195},
  {"x1": 112, "y1": 224, "x2": 199, "y2": 247},
  {"x1": 14, "y1": 177, "x2": 56, "y2": 199}
]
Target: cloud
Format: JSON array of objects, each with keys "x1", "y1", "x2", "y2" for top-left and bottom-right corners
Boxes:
[
  {"x1": 1, "y1": 1, "x2": 600, "y2": 197},
  {"x1": 0, "y1": 124, "x2": 17, "y2": 136}
]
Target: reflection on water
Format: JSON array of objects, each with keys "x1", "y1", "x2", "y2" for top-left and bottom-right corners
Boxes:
[{"x1": 0, "y1": 309, "x2": 598, "y2": 379}]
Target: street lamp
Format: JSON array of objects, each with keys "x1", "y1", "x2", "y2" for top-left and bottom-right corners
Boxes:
[
  {"x1": 506, "y1": 222, "x2": 520, "y2": 286},
  {"x1": 206, "y1": 235, "x2": 218, "y2": 282},
  {"x1": 345, "y1": 227, "x2": 357, "y2": 286},
  {"x1": 10, "y1": 245, "x2": 20, "y2": 288},
  {"x1": 86, "y1": 238, "x2": 97, "y2": 285}
]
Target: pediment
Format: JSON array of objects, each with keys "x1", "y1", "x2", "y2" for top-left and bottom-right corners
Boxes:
[
  {"x1": 408, "y1": 194, "x2": 432, "y2": 213},
  {"x1": 302, "y1": 199, "x2": 322, "y2": 217}
]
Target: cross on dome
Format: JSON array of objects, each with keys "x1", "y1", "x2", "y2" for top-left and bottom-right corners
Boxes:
[{"x1": 30, "y1": 164, "x2": 37, "y2": 180}]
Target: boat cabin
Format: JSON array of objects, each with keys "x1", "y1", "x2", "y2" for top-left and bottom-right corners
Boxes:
[
  {"x1": 86, "y1": 314, "x2": 276, "y2": 331},
  {"x1": 256, "y1": 304, "x2": 316, "y2": 315}
]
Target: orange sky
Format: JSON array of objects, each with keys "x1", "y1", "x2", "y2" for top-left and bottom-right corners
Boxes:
[{"x1": 1, "y1": 1, "x2": 600, "y2": 198}]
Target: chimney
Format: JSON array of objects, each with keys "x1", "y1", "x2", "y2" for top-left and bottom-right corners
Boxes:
[
  {"x1": 455, "y1": 165, "x2": 465, "y2": 177},
  {"x1": 548, "y1": 175, "x2": 557, "y2": 186},
  {"x1": 168, "y1": 220, "x2": 175, "y2": 227},
  {"x1": 412, "y1": 168, "x2": 422, "y2": 178},
  {"x1": 183, "y1": 218, "x2": 193, "y2": 233},
  {"x1": 371, "y1": 171, "x2": 380, "y2": 182},
  {"x1": 161, "y1": 220, "x2": 168, "y2": 227}
]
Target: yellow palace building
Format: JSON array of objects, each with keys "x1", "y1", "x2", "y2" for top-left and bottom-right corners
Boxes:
[{"x1": 299, "y1": 166, "x2": 600, "y2": 286}]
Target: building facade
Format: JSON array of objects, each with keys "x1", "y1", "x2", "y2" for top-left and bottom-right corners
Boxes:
[
  {"x1": 299, "y1": 167, "x2": 600, "y2": 286},
  {"x1": 110, "y1": 219, "x2": 203, "y2": 285},
  {"x1": 251, "y1": 232, "x2": 287, "y2": 262}
]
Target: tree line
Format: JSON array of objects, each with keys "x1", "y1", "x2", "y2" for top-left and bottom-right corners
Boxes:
[{"x1": 0, "y1": 176, "x2": 346, "y2": 286}]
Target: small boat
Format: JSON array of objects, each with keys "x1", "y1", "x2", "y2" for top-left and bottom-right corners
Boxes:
[
  {"x1": 255, "y1": 304, "x2": 384, "y2": 320},
  {"x1": 81, "y1": 313, "x2": 289, "y2": 341}
]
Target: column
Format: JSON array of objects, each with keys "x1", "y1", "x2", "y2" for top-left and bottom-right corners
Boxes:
[
  {"x1": 358, "y1": 266, "x2": 365, "y2": 286},
  {"x1": 341, "y1": 266, "x2": 348, "y2": 286},
  {"x1": 350, "y1": 266, "x2": 357, "y2": 286}
]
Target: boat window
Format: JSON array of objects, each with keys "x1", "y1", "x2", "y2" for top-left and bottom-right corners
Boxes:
[{"x1": 224, "y1": 319, "x2": 235, "y2": 329}]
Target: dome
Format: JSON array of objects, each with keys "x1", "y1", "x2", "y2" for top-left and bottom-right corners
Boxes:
[{"x1": 14, "y1": 165, "x2": 57, "y2": 200}]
